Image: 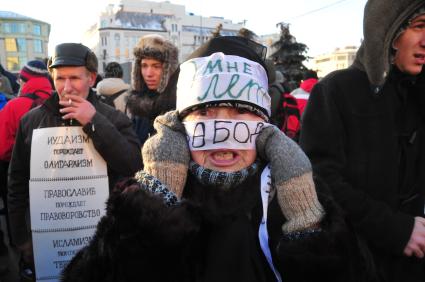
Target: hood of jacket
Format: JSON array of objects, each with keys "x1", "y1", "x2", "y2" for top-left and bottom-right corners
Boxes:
[
  {"x1": 132, "y1": 34, "x2": 179, "y2": 94},
  {"x1": 20, "y1": 76, "x2": 52, "y2": 97},
  {"x1": 300, "y1": 78, "x2": 318, "y2": 93},
  {"x1": 352, "y1": 0, "x2": 425, "y2": 92},
  {"x1": 96, "y1": 77, "x2": 130, "y2": 96}
]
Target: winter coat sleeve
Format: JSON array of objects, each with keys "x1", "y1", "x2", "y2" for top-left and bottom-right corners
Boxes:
[
  {"x1": 0, "y1": 98, "x2": 32, "y2": 161},
  {"x1": 82, "y1": 107, "x2": 142, "y2": 178},
  {"x1": 0, "y1": 103, "x2": 16, "y2": 160},
  {"x1": 7, "y1": 119, "x2": 32, "y2": 246},
  {"x1": 299, "y1": 80, "x2": 413, "y2": 255},
  {"x1": 61, "y1": 178, "x2": 200, "y2": 282}
]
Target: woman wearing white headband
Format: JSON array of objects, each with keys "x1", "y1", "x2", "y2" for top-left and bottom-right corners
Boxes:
[{"x1": 62, "y1": 36, "x2": 374, "y2": 282}]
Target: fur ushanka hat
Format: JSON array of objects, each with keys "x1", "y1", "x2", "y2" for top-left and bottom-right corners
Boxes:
[{"x1": 132, "y1": 34, "x2": 179, "y2": 93}]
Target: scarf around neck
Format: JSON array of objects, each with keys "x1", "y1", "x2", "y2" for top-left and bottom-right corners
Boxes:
[{"x1": 188, "y1": 160, "x2": 259, "y2": 190}]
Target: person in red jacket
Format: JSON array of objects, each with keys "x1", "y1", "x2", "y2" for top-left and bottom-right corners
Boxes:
[
  {"x1": 290, "y1": 70, "x2": 318, "y2": 116},
  {"x1": 0, "y1": 60, "x2": 52, "y2": 252},
  {"x1": 0, "y1": 60, "x2": 52, "y2": 162}
]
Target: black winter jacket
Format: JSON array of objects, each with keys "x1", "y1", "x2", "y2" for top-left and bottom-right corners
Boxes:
[
  {"x1": 300, "y1": 67, "x2": 425, "y2": 282},
  {"x1": 8, "y1": 91, "x2": 142, "y2": 246},
  {"x1": 300, "y1": 1, "x2": 425, "y2": 281},
  {"x1": 61, "y1": 167, "x2": 373, "y2": 282}
]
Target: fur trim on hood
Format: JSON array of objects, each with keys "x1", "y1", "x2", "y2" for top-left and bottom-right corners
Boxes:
[
  {"x1": 132, "y1": 34, "x2": 179, "y2": 94},
  {"x1": 126, "y1": 69, "x2": 179, "y2": 120},
  {"x1": 352, "y1": 0, "x2": 425, "y2": 92}
]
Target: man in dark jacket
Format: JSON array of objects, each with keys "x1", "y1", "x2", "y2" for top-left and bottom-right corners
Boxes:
[
  {"x1": 300, "y1": 1, "x2": 425, "y2": 281},
  {"x1": 8, "y1": 43, "x2": 142, "y2": 279}
]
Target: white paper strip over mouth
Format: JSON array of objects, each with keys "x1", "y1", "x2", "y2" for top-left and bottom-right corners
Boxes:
[{"x1": 184, "y1": 119, "x2": 270, "y2": 151}]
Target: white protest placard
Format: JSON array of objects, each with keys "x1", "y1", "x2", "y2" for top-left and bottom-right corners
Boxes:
[
  {"x1": 32, "y1": 229, "x2": 96, "y2": 281},
  {"x1": 30, "y1": 127, "x2": 109, "y2": 282}
]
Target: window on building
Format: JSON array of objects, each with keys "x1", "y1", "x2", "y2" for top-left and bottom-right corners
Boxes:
[
  {"x1": 33, "y1": 39, "x2": 43, "y2": 53},
  {"x1": 3, "y1": 23, "x2": 11, "y2": 33},
  {"x1": 5, "y1": 38, "x2": 17, "y2": 52},
  {"x1": 19, "y1": 23, "x2": 25, "y2": 33},
  {"x1": 115, "y1": 48, "x2": 120, "y2": 60},
  {"x1": 7, "y1": 56, "x2": 19, "y2": 71},
  {"x1": 103, "y1": 49, "x2": 107, "y2": 60},
  {"x1": 33, "y1": 24, "x2": 41, "y2": 35},
  {"x1": 101, "y1": 36, "x2": 108, "y2": 46},
  {"x1": 125, "y1": 48, "x2": 129, "y2": 59},
  {"x1": 4, "y1": 23, "x2": 26, "y2": 33},
  {"x1": 114, "y1": 33, "x2": 120, "y2": 47},
  {"x1": 17, "y1": 38, "x2": 27, "y2": 52},
  {"x1": 19, "y1": 56, "x2": 27, "y2": 69}
]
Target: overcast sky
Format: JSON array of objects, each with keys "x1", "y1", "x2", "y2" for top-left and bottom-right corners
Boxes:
[{"x1": 1, "y1": 0, "x2": 367, "y2": 57}]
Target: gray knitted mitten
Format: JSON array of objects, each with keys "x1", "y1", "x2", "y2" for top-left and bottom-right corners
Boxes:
[
  {"x1": 142, "y1": 110, "x2": 190, "y2": 198},
  {"x1": 256, "y1": 125, "x2": 325, "y2": 234}
]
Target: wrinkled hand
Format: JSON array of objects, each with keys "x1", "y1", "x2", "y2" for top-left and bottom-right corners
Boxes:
[
  {"x1": 403, "y1": 217, "x2": 425, "y2": 258},
  {"x1": 142, "y1": 110, "x2": 190, "y2": 198},
  {"x1": 59, "y1": 94, "x2": 96, "y2": 126}
]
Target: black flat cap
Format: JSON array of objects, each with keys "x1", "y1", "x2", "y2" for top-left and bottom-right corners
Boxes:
[{"x1": 49, "y1": 43, "x2": 91, "y2": 68}]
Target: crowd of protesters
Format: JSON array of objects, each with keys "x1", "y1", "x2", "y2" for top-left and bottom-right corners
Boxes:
[{"x1": 0, "y1": 0, "x2": 424, "y2": 281}]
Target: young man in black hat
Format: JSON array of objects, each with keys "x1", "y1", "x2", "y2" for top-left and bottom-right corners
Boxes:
[
  {"x1": 7, "y1": 43, "x2": 142, "y2": 279},
  {"x1": 300, "y1": 1, "x2": 425, "y2": 281}
]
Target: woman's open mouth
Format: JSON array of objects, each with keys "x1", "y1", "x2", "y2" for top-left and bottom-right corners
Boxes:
[{"x1": 209, "y1": 150, "x2": 240, "y2": 167}]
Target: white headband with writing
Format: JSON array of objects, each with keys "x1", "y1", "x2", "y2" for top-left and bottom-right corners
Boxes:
[
  {"x1": 183, "y1": 119, "x2": 270, "y2": 151},
  {"x1": 177, "y1": 52, "x2": 271, "y2": 117}
]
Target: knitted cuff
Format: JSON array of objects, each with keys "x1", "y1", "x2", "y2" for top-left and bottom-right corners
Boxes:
[
  {"x1": 142, "y1": 111, "x2": 190, "y2": 198},
  {"x1": 143, "y1": 161, "x2": 188, "y2": 198},
  {"x1": 134, "y1": 170, "x2": 179, "y2": 206},
  {"x1": 277, "y1": 172, "x2": 325, "y2": 234}
]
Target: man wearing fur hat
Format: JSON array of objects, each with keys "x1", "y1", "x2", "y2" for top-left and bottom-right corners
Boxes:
[
  {"x1": 300, "y1": 1, "x2": 425, "y2": 281},
  {"x1": 8, "y1": 43, "x2": 142, "y2": 279},
  {"x1": 62, "y1": 36, "x2": 372, "y2": 282},
  {"x1": 126, "y1": 34, "x2": 179, "y2": 147}
]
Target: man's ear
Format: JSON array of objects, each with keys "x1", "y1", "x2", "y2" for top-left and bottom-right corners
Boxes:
[{"x1": 88, "y1": 71, "x2": 97, "y2": 87}]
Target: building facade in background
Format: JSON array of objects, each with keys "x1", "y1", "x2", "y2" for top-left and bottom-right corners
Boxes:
[
  {"x1": 83, "y1": 0, "x2": 243, "y2": 80},
  {"x1": 311, "y1": 46, "x2": 358, "y2": 78},
  {"x1": 0, "y1": 11, "x2": 50, "y2": 72}
]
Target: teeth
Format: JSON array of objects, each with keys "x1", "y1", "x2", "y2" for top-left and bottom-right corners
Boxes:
[{"x1": 214, "y1": 152, "x2": 234, "y2": 160}]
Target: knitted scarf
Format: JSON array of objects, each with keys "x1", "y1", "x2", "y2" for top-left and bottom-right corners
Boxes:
[{"x1": 188, "y1": 160, "x2": 259, "y2": 190}]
